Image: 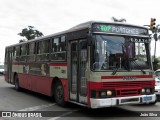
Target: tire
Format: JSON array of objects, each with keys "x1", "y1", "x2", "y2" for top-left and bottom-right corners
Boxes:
[
  {"x1": 54, "y1": 81, "x2": 66, "y2": 106},
  {"x1": 149, "y1": 100, "x2": 157, "y2": 105},
  {"x1": 15, "y1": 75, "x2": 21, "y2": 91}
]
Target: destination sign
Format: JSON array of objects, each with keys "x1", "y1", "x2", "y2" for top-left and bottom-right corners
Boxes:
[{"x1": 92, "y1": 24, "x2": 148, "y2": 35}]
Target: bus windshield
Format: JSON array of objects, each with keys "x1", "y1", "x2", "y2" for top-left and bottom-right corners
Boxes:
[{"x1": 91, "y1": 35, "x2": 151, "y2": 71}]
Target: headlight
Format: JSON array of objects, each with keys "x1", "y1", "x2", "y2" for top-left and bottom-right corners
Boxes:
[
  {"x1": 146, "y1": 88, "x2": 151, "y2": 94},
  {"x1": 142, "y1": 89, "x2": 145, "y2": 94},
  {"x1": 107, "y1": 90, "x2": 112, "y2": 96},
  {"x1": 91, "y1": 90, "x2": 115, "y2": 98},
  {"x1": 141, "y1": 88, "x2": 152, "y2": 95}
]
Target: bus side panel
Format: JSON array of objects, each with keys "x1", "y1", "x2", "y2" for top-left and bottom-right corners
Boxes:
[
  {"x1": 61, "y1": 79, "x2": 69, "y2": 101},
  {"x1": 18, "y1": 73, "x2": 28, "y2": 89},
  {"x1": 50, "y1": 63, "x2": 68, "y2": 101},
  {"x1": 4, "y1": 64, "x2": 9, "y2": 83},
  {"x1": 18, "y1": 73, "x2": 52, "y2": 96}
]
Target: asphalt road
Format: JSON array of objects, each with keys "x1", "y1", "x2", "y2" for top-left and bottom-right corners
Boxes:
[{"x1": 0, "y1": 76, "x2": 160, "y2": 120}]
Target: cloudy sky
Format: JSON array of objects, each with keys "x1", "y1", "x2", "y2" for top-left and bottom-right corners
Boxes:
[{"x1": 0, "y1": 0, "x2": 160, "y2": 62}]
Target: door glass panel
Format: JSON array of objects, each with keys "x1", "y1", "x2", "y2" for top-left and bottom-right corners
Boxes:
[
  {"x1": 79, "y1": 40, "x2": 87, "y2": 95},
  {"x1": 71, "y1": 42, "x2": 78, "y2": 93}
]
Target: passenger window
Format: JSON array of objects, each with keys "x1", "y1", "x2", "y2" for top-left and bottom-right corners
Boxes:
[
  {"x1": 51, "y1": 36, "x2": 66, "y2": 61},
  {"x1": 12, "y1": 46, "x2": 20, "y2": 62},
  {"x1": 19, "y1": 44, "x2": 28, "y2": 61},
  {"x1": 37, "y1": 40, "x2": 50, "y2": 61},
  {"x1": 20, "y1": 44, "x2": 27, "y2": 56},
  {"x1": 28, "y1": 42, "x2": 36, "y2": 61},
  {"x1": 29, "y1": 42, "x2": 35, "y2": 55},
  {"x1": 15, "y1": 46, "x2": 20, "y2": 56},
  {"x1": 38, "y1": 40, "x2": 49, "y2": 54},
  {"x1": 52, "y1": 38, "x2": 59, "y2": 52}
]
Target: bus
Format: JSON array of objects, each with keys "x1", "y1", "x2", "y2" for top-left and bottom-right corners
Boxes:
[{"x1": 4, "y1": 21, "x2": 156, "y2": 108}]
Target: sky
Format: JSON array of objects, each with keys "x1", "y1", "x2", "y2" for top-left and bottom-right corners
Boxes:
[{"x1": 0, "y1": 0, "x2": 160, "y2": 63}]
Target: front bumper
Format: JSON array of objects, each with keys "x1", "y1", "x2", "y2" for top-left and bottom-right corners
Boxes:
[
  {"x1": 155, "y1": 86, "x2": 160, "y2": 101},
  {"x1": 90, "y1": 94, "x2": 156, "y2": 108}
]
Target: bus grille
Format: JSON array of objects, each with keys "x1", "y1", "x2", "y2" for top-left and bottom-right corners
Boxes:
[
  {"x1": 116, "y1": 88, "x2": 141, "y2": 97},
  {"x1": 102, "y1": 81, "x2": 154, "y2": 88}
]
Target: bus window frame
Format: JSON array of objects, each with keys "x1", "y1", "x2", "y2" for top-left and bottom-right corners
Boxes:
[
  {"x1": 36, "y1": 39, "x2": 50, "y2": 62},
  {"x1": 51, "y1": 35, "x2": 66, "y2": 61},
  {"x1": 12, "y1": 45, "x2": 20, "y2": 62},
  {"x1": 19, "y1": 44, "x2": 28, "y2": 62},
  {"x1": 28, "y1": 42, "x2": 36, "y2": 62}
]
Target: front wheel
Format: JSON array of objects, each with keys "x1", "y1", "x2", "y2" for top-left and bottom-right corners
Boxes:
[
  {"x1": 54, "y1": 81, "x2": 66, "y2": 106},
  {"x1": 149, "y1": 100, "x2": 157, "y2": 105}
]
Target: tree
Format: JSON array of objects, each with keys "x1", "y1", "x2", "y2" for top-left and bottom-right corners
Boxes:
[
  {"x1": 111, "y1": 17, "x2": 126, "y2": 22},
  {"x1": 18, "y1": 26, "x2": 44, "y2": 40},
  {"x1": 152, "y1": 57, "x2": 160, "y2": 71}
]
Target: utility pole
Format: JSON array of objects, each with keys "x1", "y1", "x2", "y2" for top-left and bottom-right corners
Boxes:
[{"x1": 149, "y1": 18, "x2": 157, "y2": 60}]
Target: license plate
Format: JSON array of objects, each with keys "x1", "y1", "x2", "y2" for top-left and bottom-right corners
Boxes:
[{"x1": 143, "y1": 96, "x2": 152, "y2": 101}]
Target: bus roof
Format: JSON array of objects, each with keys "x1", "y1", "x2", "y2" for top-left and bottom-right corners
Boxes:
[{"x1": 5, "y1": 21, "x2": 148, "y2": 48}]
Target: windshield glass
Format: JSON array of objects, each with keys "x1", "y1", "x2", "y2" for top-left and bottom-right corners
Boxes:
[{"x1": 91, "y1": 35, "x2": 151, "y2": 71}]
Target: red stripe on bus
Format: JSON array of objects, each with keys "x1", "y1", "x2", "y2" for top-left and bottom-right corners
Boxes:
[
  {"x1": 49, "y1": 63, "x2": 67, "y2": 66},
  {"x1": 101, "y1": 75, "x2": 153, "y2": 79}
]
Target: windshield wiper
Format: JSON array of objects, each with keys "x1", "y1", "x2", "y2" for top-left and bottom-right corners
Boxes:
[
  {"x1": 129, "y1": 58, "x2": 146, "y2": 74},
  {"x1": 112, "y1": 67, "x2": 119, "y2": 75}
]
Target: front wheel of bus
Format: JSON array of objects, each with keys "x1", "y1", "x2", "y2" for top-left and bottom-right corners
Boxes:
[
  {"x1": 149, "y1": 97, "x2": 157, "y2": 105},
  {"x1": 54, "y1": 81, "x2": 66, "y2": 106},
  {"x1": 15, "y1": 75, "x2": 21, "y2": 91}
]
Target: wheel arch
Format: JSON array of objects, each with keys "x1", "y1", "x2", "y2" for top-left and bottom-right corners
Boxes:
[{"x1": 51, "y1": 77, "x2": 62, "y2": 97}]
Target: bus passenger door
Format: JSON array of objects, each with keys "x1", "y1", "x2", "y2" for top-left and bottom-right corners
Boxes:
[
  {"x1": 69, "y1": 39, "x2": 88, "y2": 104},
  {"x1": 7, "y1": 50, "x2": 13, "y2": 83}
]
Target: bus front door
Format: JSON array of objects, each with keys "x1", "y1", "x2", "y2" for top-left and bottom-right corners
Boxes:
[{"x1": 69, "y1": 39, "x2": 88, "y2": 104}]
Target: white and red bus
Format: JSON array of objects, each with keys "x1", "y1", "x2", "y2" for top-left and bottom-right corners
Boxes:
[{"x1": 4, "y1": 21, "x2": 156, "y2": 108}]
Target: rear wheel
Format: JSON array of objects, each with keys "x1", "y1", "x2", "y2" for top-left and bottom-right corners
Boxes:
[
  {"x1": 15, "y1": 75, "x2": 21, "y2": 91},
  {"x1": 54, "y1": 81, "x2": 66, "y2": 106}
]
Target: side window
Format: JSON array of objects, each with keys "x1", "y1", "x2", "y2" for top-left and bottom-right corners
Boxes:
[
  {"x1": 29, "y1": 42, "x2": 35, "y2": 55},
  {"x1": 51, "y1": 36, "x2": 66, "y2": 61},
  {"x1": 20, "y1": 44, "x2": 27, "y2": 56},
  {"x1": 28, "y1": 42, "x2": 36, "y2": 61},
  {"x1": 37, "y1": 39, "x2": 50, "y2": 61},
  {"x1": 60, "y1": 36, "x2": 66, "y2": 51},
  {"x1": 19, "y1": 44, "x2": 28, "y2": 61},
  {"x1": 13, "y1": 46, "x2": 20, "y2": 62},
  {"x1": 52, "y1": 38, "x2": 59, "y2": 52},
  {"x1": 5, "y1": 47, "x2": 14, "y2": 62},
  {"x1": 15, "y1": 46, "x2": 20, "y2": 56},
  {"x1": 38, "y1": 40, "x2": 49, "y2": 54},
  {"x1": 5, "y1": 48, "x2": 8, "y2": 62}
]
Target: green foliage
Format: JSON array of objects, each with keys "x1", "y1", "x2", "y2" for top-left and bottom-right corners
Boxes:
[
  {"x1": 152, "y1": 57, "x2": 160, "y2": 71},
  {"x1": 18, "y1": 26, "x2": 43, "y2": 40}
]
